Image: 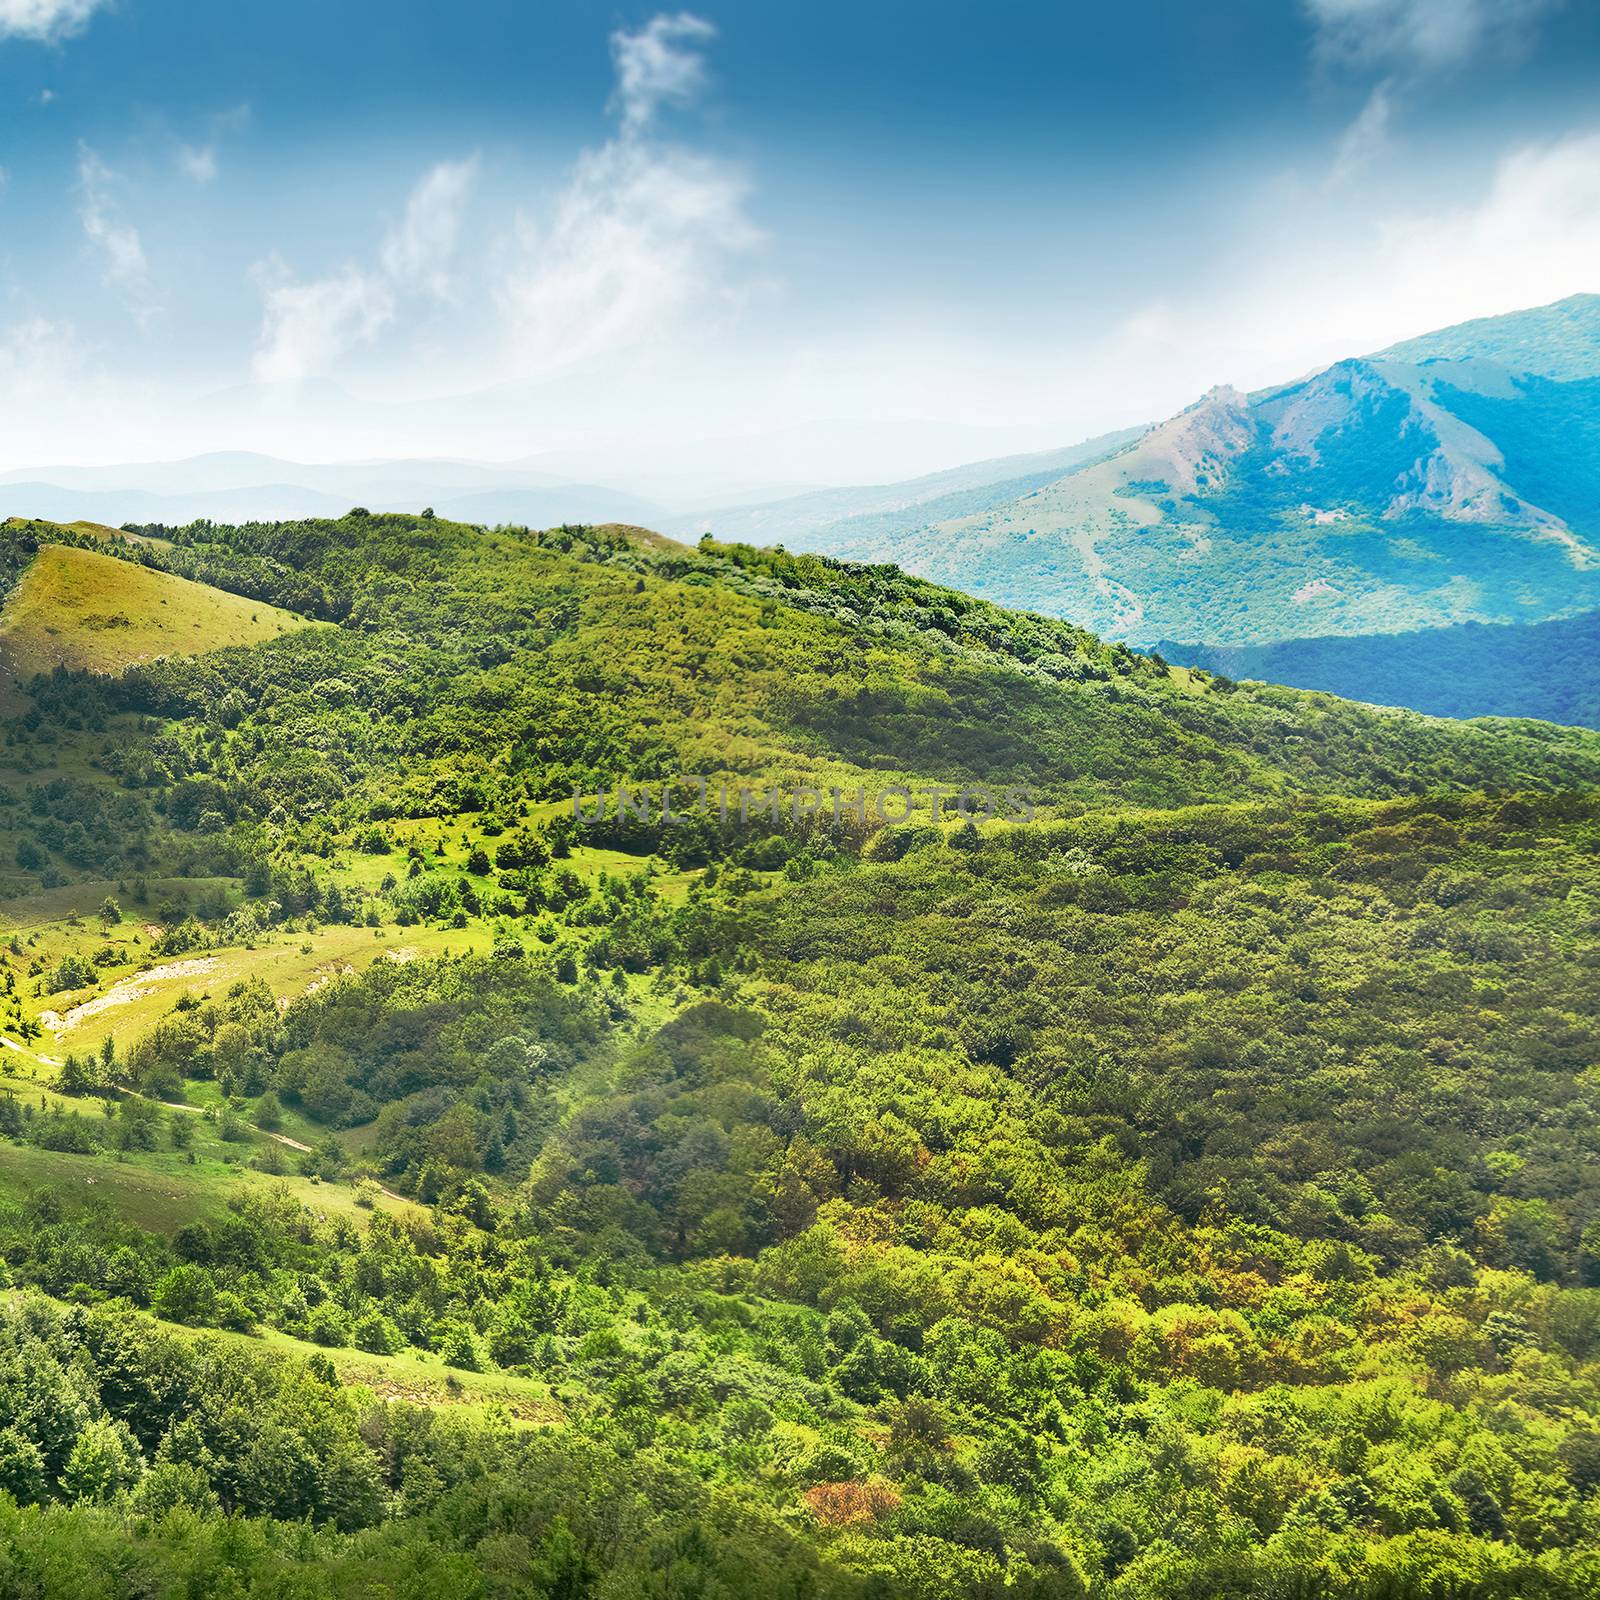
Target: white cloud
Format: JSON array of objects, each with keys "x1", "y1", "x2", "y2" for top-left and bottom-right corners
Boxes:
[
  {"x1": 378, "y1": 156, "x2": 479, "y2": 299},
  {"x1": 251, "y1": 261, "x2": 397, "y2": 385},
  {"x1": 497, "y1": 141, "x2": 759, "y2": 379},
  {"x1": 1304, "y1": 0, "x2": 1562, "y2": 73},
  {"x1": 498, "y1": 12, "x2": 759, "y2": 379},
  {"x1": 177, "y1": 144, "x2": 218, "y2": 184},
  {"x1": 1307, "y1": 2, "x2": 1562, "y2": 185},
  {"x1": 253, "y1": 15, "x2": 753, "y2": 392},
  {"x1": 250, "y1": 158, "x2": 477, "y2": 382},
  {"x1": 1332, "y1": 81, "x2": 1394, "y2": 179},
  {"x1": 76, "y1": 144, "x2": 154, "y2": 323},
  {"x1": 1119, "y1": 125, "x2": 1600, "y2": 403},
  {"x1": 0, "y1": 316, "x2": 82, "y2": 395},
  {"x1": 1371, "y1": 128, "x2": 1600, "y2": 327},
  {"x1": 0, "y1": 0, "x2": 105, "y2": 43},
  {"x1": 610, "y1": 12, "x2": 716, "y2": 133},
  {"x1": 76, "y1": 146, "x2": 144, "y2": 283}
]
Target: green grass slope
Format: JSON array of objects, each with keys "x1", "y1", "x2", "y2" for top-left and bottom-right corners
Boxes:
[{"x1": 0, "y1": 542, "x2": 314, "y2": 680}]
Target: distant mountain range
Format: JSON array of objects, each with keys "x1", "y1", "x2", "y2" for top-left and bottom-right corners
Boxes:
[
  {"x1": 0, "y1": 453, "x2": 666, "y2": 529},
  {"x1": 0, "y1": 435, "x2": 1148, "y2": 542},
  {"x1": 715, "y1": 295, "x2": 1600, "y2": 649},
  {"x1": 657, "y1": 429, "x2": 1144, "y2": 547}
]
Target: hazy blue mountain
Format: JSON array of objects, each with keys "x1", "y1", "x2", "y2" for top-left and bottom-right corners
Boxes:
[
  {"x1": 0, "y1": 451, "x2": 570, "y2": 497},
  {"x1": 791, "y1": 296, "x2": 1600, "y2": 649},
  {"x1": 666, "y1": 428, "x2": 1142, "y2": 547},
  {"x1": 0, "y1": 481, "x2": 359, "y2": 524},
  {"x1": 0, "y1": 453, "x2": 662, "y2": 529},
  {"x1": 424, "y1": 484, "x2": 663, "y2": 526},
  {"x1": 1157, "y1": 609, "x2": 1600, "y2": 728}
]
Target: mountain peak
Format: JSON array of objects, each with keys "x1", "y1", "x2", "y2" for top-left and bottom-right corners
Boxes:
[
  {"x1": 824, "y1": 297, "x2": 1600, "y2": 647},
  {"x1": 1140, "y1": 384, "x2": 1255, "y2": 496},
  {"x1": 1190, "y1": 383, "x2": 1249, "y2": 412}
]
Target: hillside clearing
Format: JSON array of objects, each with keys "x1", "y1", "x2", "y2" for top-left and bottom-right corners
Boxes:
[
  {"x1": 0, "y1": 1132, "x2": 428, "y2": 1232},
  {"x1": 0, "y1": 543, "x2": 317, "y2": 679}
]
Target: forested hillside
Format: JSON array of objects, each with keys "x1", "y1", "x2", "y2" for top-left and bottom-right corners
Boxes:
[{"x1": 0, "y1": 510, "x2": 1599, "y2": 1597}]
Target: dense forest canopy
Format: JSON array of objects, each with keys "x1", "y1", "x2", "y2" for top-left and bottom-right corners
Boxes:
[{"x1": 0, "y1": 511, "x2": 1596, "y2": 1596}]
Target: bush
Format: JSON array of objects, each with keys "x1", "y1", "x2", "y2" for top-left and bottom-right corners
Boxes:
[
  {"x1": 353, "y1": 1310, "x2": 401, "y2": 1354},
  {"x1": 307, "y1": 1305, "x2": 350, "y2": 1348}
]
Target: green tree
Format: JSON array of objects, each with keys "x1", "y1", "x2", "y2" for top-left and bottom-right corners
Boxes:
[
  {"x1": 0, "y1": 1426, "x2": 46, "y2": 1504},
  {"x1": 61, "y1": 1417, "x2": 143, "y2": 1503},
  {"x1": 152, "y1": 1264, "x2": 217, "y2": 1326}
]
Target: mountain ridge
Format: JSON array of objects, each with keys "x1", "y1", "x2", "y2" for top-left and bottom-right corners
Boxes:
[
  {"x1": 1372, "y1": 291, "x2": 1600, "y2": 379},
  {"x1": 767, "y1": 295, "x2": 1600, "y2": 649}
]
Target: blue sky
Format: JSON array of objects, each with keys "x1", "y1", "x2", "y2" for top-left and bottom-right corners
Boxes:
[{"x1": 2, "y1": 0, "x2": 1600, "y2": 487}]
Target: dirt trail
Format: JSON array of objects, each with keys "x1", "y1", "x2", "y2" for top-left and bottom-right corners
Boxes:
[
  {"x1": 0, "y1": 1035, "x2": 60, "y2": 1067},
  {"x1": 110, "y1": 1084, "x2": 407, "y2": 1200}
]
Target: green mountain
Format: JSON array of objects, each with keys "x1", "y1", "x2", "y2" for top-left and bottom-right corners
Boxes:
[
  {"x1": 779, "y1": 296, "x2": 1600, "y2": 651},
  {"x1": 4, "y1": 511, "x2": 1600, "y2": 1596}
]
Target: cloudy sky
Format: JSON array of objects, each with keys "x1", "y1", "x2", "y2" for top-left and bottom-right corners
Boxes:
[{"x1": 2, "y1": 0, "x2": 1599, "y2": 487}]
